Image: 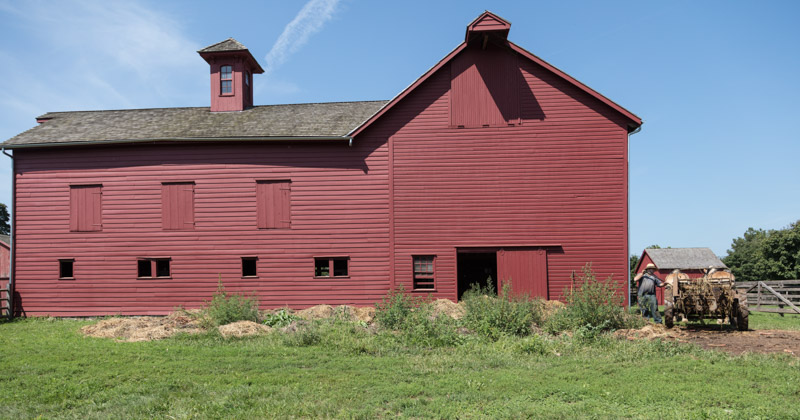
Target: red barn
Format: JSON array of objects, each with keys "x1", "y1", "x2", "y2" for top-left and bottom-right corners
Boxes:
[
  {"x1": 2, "y1": 12, "x2": 641, "y2": 316},
  {"x1": 634, "y1": 247, "x2": 727, "y2": 304}
]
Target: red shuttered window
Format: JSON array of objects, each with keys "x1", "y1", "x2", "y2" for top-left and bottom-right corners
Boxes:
[
  {"x1": 69, "y1": 185, "x2": 102, "y2": 232},
  {"x1": 256, "y1": 180, "x2": 291, "y2": 229},
  {"x1": 162, "y1": 182, "x2": 195, "y2": 230}
]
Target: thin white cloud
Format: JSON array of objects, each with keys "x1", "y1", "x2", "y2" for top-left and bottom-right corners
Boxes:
[{"x1": 264, "y1": 0, "x2": 340, "y2": 75}]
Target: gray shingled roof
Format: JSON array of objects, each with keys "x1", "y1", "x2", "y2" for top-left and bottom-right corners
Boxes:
[
  {"x1": 645, "y1": 248, "x2": 727, "y2": 270},
  {"x1": 0, "y1": 235, "x2": 8, "y2": 246},
  {"x1": 2, "y1": 101, "x2": 389, "y2": 148},
  {"x1": 198, "y1": 38, "x2": 248, "y2": 53}
]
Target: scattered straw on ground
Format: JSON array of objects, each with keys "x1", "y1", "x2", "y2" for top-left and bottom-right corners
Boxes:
[
  {"x1": 613, "y1": 323, "x2": 671, "y2": 340},
  {"x1": 81, "y1": 312, "x2": 203, "y2": 342},
  {"x1": 295, "y1": 305, "x2": 377, "y2": 322},
  {"x1": 218, "y1": 321, "x2": 272, "y2": 338},
  {"x1": 431, "y1": 299, "x2": 466, "y2": 320},
  {"x1": 543, "y1": 300, "x2": 565, "y2": 316}
]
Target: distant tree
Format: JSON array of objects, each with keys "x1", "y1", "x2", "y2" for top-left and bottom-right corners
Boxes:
[
  {"x1": 0, "y1": 203, "x2": 8, "y2": 235},
  {"x1": 723, "y1": 221, "x2": 800, "y2": 282}
]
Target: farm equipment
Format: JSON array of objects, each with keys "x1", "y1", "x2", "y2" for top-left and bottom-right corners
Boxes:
[{"x1": 663, "y1": 269, "x2": 749, "y2": 330}]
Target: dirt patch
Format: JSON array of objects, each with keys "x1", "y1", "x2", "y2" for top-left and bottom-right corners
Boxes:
[
  {"x1": 615, "y1": 323, "x2": 800, "y2": 356},
  {"x1": 81, "y1": 311, "x2": 203, "y2": 342},
  {"x1": 218, "y1": 321, "x2": 272, "y2": 338},
  {"x1": 431, "y1": 299, "x2": 466, "y2": 320}
]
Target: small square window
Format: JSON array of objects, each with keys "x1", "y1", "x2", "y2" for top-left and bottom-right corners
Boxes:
[
  {"x1": 413, "y1": 255, "x2": 435, "y2": 290},
  {"x1": 155, "y1": 259, "x2": 171, "y2": 278},
  {"x1": 333, "y1": 259, "x2": 348, "y2": 277},
  {"x1": 315, "y1": 258, "x2": 330, "y2": 277},
  {"x1": 137, "y1": 260, "x2": 152, "y2": 278},
  {"x1": 242, "y1": 257, "x2": 258, "y2": 277},
  {"x1": 59, "y1": 259, "x2": 74, "y2": 279}
]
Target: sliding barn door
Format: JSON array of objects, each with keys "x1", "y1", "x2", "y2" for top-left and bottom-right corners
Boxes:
[{"x1": 497, "y1": 249, "x2": 548, "y2": 299}]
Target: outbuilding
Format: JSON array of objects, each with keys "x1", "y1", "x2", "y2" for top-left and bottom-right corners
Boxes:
[
  {"x1": 2, "y1": 12, "x2": 641, "y2": 316},
  {"x1": 634, "y1": 247, "x2": 727, "y2": 304}
]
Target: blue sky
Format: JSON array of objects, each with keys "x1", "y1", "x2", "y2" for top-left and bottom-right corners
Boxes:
[{"x1": 0, "y1": 0, "x2": 798, "y2": 257}]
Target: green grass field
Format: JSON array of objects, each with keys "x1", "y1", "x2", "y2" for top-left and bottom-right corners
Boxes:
[{"x1": 1, "y1": 317, "x2": 799, "y2": 419}]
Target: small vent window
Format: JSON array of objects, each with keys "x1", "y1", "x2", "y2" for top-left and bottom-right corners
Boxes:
[
  {"x1": 220, "y1": 65, "x2": 233, "y2": 94},
  {"x1": 242, "y1": 257, "x2": 258, "y2": 277},
  {"x1": 413, "y1": 255, "x2": 435, "y2": 290},
  {"x1": 59, "y1": 259, "x2": 74, "y2": 279},
  {"x1": 315, "y1": 257, "x2": 349, "y2": 278},
  {"x1": 138, "y1": 258, "x2": 171, "y2": 278}
]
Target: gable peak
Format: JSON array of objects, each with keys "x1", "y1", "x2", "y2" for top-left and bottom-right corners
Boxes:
[{"x1": 465, "y1": 11, "x2": 511, "y2": 42}]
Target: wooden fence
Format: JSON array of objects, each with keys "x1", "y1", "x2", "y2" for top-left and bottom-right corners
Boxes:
[{"x1": 736, "y1": 280, "x2": 800, "y2": 315}]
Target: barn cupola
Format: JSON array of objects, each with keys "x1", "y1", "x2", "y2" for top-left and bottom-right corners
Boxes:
[
  {"x1": 465, "y1": 11, "x2": 511, "y2": 46},
  {"x1": 198, "y1": 38, "x2": 265, "y2": 112}
]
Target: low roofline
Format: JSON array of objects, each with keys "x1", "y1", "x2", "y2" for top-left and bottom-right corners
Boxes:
[{"x1": 2, "y1": 136, "x2": 352, "y2": 150}]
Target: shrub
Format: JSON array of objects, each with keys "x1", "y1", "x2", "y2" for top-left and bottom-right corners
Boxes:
[
  {"x1": 282, "y1": 322, "x2": 322, "y2": 347},
  {"x1": 398, "y1": 303, "x2": 464, "y2": 348},
  {"x1": 554, "y1": 263, "x2": 637, "y2": 332},
  {"x1": 263, "y1": 308, "x2": 299, "y2": 328},
  {"x1": 202, "y1": 281, "x2": 260, "y2": 328},
  {"x1": 374, "y1": 285, "x2": 420, "y2": 330},
  {"x1": 460, "y1": 282, "x2": 543, "y2": 341}
]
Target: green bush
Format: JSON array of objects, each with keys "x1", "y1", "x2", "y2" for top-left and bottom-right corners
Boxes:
[
  {"x1": 263, "y1": 308, "x2": 299, "y2": 328},
  {"x1": 374, "y1": 285, "x2": 420, "y2": 330},
  {"x1": 460, "y1": 282, "x2": 543, "y2": 340},
  {"x1": 202, "y1": 281, "x2": 260, "y2": 328},
  {"x1": 282, "y1": 322, "x2": 322, "y2": 347},
  {"x1": 553, "y1": 263, "x2": 642, "y2": 332},
  {"x1": 398, "y1": 303, "x2": 464, "y2": 348}
]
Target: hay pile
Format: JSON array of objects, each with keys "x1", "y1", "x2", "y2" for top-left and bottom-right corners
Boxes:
[
  {"x1": 218, "y1": 321, "x2": 272, "y2": 338},
  {"x1": 81, "y1": 312, "x2": 203, "y2": 342},
  {"x1": 431, "y1": 299, "x2": 466, "y2": 319},
  {"x1": 296, "y1": 304, "x2": 335, "y2": 320},
  {"x1": 295, "y1": 305, "x2": 376, "y2": 322},
  {"x1": 543, "y1": 300, "x2": 565, "y2": 317},
  {"x1": 613, "y1": 323, "x2": 672, "y2": 340}
]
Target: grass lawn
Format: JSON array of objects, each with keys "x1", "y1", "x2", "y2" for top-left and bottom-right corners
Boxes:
[{"x1": 1, "y1": 318, "x2": 799, "y2": 419}]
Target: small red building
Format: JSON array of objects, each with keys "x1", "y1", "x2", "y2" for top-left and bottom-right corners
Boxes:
[
  {"x1": 634, "y1": 247, "x2": 727, "y2": 304},
  {"x1": 2, "y1": 12, "x2": 642, "y2": 316},
  {"x1": 0, "y1": 234, "x2": 9, "y2": 284}
]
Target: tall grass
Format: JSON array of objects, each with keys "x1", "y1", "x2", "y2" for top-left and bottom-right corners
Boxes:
[
  {"x1": 202, "y1": 281, "x2": 260, "y2": 328},
  {"x1": 460, "y1": 282, "x2": 544, "y2": 340}
]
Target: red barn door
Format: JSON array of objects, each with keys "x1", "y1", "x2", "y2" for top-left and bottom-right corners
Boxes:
[{"x1": 497, "y1": 249, "x2": 547, "y2": 299}]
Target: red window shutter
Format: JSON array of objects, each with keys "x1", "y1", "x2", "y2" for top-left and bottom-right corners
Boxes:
[
  {"x1": 451, "y1": 47, "x2": 520, "y2": 127},
  {"x1": 70, "y1": 185, "x2": 101, "y2": 232},
  {"x1": 162, "y1": 182, "x2": 194, "y2": 230},
  {"x1": 257, "y1": 180, "x2": 291, "y2": 229}
]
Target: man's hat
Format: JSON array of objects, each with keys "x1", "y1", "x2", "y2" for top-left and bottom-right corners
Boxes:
[{"x1": 645, "y1": 263, "x2": 656, "y2": 270}]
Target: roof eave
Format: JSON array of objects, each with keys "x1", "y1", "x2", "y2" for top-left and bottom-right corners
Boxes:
[{"x1": 2, "y1": 136, "x2": 352, "y2": 150}]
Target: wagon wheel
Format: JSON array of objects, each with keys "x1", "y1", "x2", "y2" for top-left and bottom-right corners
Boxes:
[
  {"x1": 664, "y1": 308, "x2": 674, "y2": 329},
  {"x1": 730, "y1": 301, "x2": 739, "y2": 329},
  {"x1": 736, "y1": 307, "x2": 749, "y2": 331}
]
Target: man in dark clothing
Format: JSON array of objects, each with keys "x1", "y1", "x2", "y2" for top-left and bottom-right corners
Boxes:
[{"x1": 634, "y1": 263, "x2": 665, "y2": 323}]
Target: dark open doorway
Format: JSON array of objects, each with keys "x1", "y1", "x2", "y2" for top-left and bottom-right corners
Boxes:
[{"x1": 457, "y1": 251, "x2": 498, "y2": 300}]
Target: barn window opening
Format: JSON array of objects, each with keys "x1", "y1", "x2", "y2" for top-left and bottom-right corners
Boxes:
[
  {"x1": 138, "y1": 258, "x2": 171, "y2": 278},
  {"x1": 59, "y1": 259, "x2": 74, "y2": 279},
  {"x1": 457, "y1": 251, "x2": 497, "y2": 300},
  {"x1": 242, "y1": 257, "x2": 258, "y2": 277},
  {"x1": 315, "y1": 257, "x2": 349, "y2": 278},
  {"x1": 413, "y1": 255, "x2": 436, "y2": 290},
  {"x1": 220, "y1": 65, "x2": 232, "y2": 94}
]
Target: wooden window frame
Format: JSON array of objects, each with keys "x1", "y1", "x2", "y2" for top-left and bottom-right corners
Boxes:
[
  {"x1": 59, "y1": 259, "x2": 75, "y2": 280},
  {"x1": 220, "y1": 65, "x2": 233, "y2": 95},
  {"x1": 137, "y1": 258, "x2": 171, "y2": 279},
  {"x1": 241, "y1": 257, "x2": 258, "y2": 278},
  {"x1": 412, "y1": 255, "x2": 436, "y2": 291},
  {"x1": 313, "y1": 256, "x2": 349, "y2": 279}
]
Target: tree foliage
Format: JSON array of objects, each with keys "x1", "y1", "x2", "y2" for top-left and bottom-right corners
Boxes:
[
  {"x1": 723, "y1": 221, "x2": 800, "y2": 282},
  {"x1": 0, "y1": 203, "x2": 9, "y2": 235}
]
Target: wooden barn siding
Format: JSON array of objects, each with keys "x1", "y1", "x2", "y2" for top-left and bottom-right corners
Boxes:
[
  {"x1": 13, "y1": 140, "x2": 390, "y2": 316},
  {"x1": 360, "y1": 50, "x2": 631, "y2": 302}
]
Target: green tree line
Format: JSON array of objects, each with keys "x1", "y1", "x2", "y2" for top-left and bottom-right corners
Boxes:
[{"x1": 722, "y1": 220, "x2": 800, "y2": 282}]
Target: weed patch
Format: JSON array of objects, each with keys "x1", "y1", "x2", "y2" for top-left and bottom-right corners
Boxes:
[
  {"x1": 202, "y1": 281, "x2": 260, "y2": 328},
  {"x1": 460, "y1": 283, "x2": 544, "y2": 340}
]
